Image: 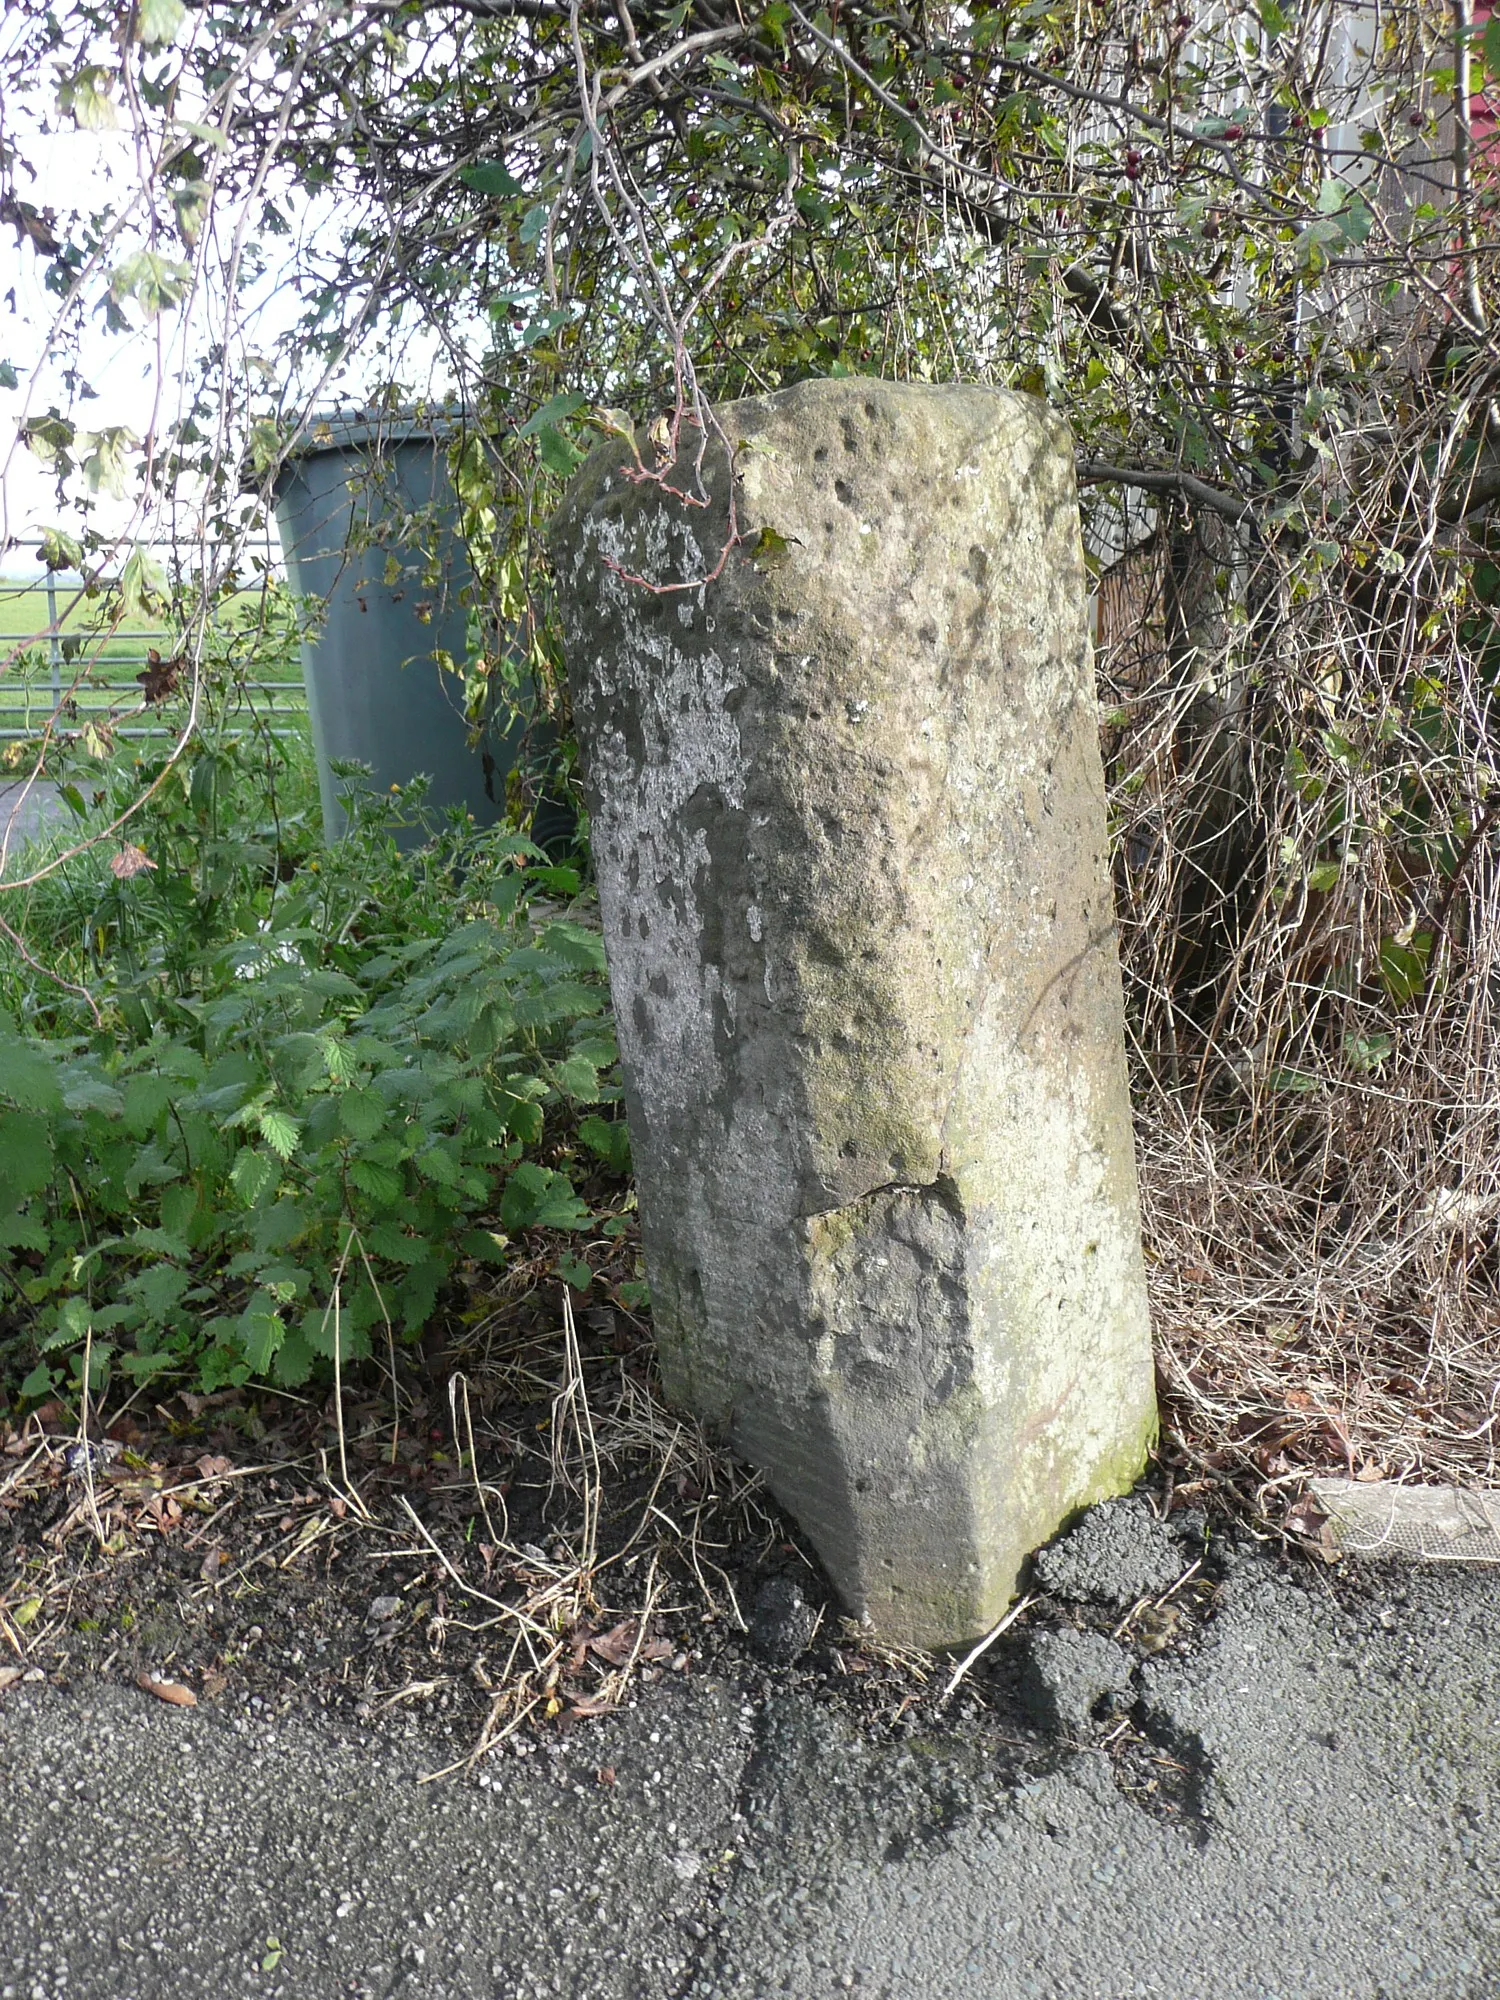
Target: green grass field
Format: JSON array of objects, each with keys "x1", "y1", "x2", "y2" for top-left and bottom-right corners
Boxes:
[{"x1": 0, "y1": 580, "x2": 307, "y2": 685}]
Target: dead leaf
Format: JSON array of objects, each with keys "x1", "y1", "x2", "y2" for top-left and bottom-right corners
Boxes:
[
  {"x1": 1, "y1": 194, "x2": 61, "y2": 256},
  {"x1": 200, "y1": 1669, "x2": 227, "y2": 1699},
  {"x1": 109, "y1": 843, "x2": 156, "y2": 881},
  {"x1": 596, "y1": 1765, "x2": 616, "y2": 1786},
  {"x1": 193, "y1": 1454, "x2": 234, "y2": 1483},
  {"x1": 199, "y1": 1548, "x2": 227, "y2": 1581},
  {"x1": 588, "y1": 1620, "x2": 639, "y2": 1666},
  {"x1": 137, "y1": 1673, "x2": 196, "y2": 1708},
  {"x1": 136, "y1": 648, "x2": 184, "y2": 704},
  {"x1": 0, "y1": 1666, "x2": 23, "y2": 1691}
]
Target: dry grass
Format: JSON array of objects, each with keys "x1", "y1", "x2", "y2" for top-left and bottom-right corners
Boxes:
[{"x1": 1100, "y1": 501, "x2": 1500, "y2": 1518}]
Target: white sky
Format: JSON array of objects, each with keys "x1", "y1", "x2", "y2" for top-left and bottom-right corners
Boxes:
[{"x1": 0, "y1": 107, "x2": 467, "y2": 585}]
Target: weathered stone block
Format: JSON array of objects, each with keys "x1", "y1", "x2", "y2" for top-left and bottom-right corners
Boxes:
[{"x1": 550, "y1": 377, "x2": 1156, "y2": 1647}]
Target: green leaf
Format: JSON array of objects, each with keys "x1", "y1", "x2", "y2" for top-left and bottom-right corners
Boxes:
[
  {"x1": 460, "y1": 160, "x2": 524, "y2": 198},
  {"x1": 578, "y1": 1114, "x2": 631, "y2": 1176},
  {"x1": 110, "y1": 250, "x2": 192, "y2": 319},
  {"x1": 0, "y1": 1016, "x2": 62, "y2": 1112},
  {"x1": 536, "y1": 426, "x2": 585, "y2": 477},
  {"x1": 257, "y1": 1110, "x2": 301, "y2": 1161},
  {"x1": 348, "y1": 1159, "x2": 404, "y2": 1205},
  {"x1": 57, "y1": 66, "x2": 118, "y2": 132},
  {"x1": 136, "y1": 0, "x2": 186, "y2": 43},
  {"x1": 241, "y1": 1297, "x2": 284, "y2": 1373},
  {"x1": 460, "y1": 1228, "x2": 510, "y2": 1266},
  {"x1": 516, "y1": 391, "x2": 588, "y2": 440},
  {"x1": 1378, "y1": 933, "x2": 1431, "y2": 1004},
  {"x1": 551, "y1": 1054, "x2": 602, "y2": 1102},
  {"x1": 751, "y1": 524, "x2": 799, "y2": 572},
  {"x1": 557, "y1": 1254, "x2": 592, "y2": 1292},
  {"x1": 61, "y1": 1076, "x2": 125, "y2": 1117},
  {"x1": 1343, "y1": 1032, "x2": 1394, "y2": 1072},
  {"x1": 338, "y1": 1089, "x2": 386, "y2": 1141},
  {"x1": 19, "y1": 1362, "x2": 59, "y2": 1402},
  {"x1": 231, "y1": 1149, "x2": 279, "y2": 1206},
  {"x1": 499, "y1": 1162, "x2": 590, "y2": 1231},
  {"x1": 1307, "y1": 861, "x2": 1341, "y2": 893},
  {"x1": 119, "y1": 546, "x2": 167, "y2": 618}
]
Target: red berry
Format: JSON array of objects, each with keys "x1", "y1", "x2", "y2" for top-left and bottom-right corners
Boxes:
[
  {"x1": 1175, "y1": 11, "x2": 1192, "y2": 24},
  {"x1": 1125, "y1": 161, "x2": 1141, "y2": 179},
  {"x1": 1224, "y1": 122, "x2": 1244, "y2": 140},
  {"x1": 1408, "y1": 110, "x2": 1424, "y2": 127},
  {"x1": 1233, "y1": 342, "x2": 1246, "y2": 358}
]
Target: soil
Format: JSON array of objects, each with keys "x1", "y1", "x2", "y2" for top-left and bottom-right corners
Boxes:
[{"x1": 0, "y1": 1290, "x2": 1263, "y2": 1818}]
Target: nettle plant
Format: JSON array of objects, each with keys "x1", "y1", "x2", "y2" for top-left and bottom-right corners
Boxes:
[{"x1": 0, "y1": 760, "x2": 630, "y2": 1399}]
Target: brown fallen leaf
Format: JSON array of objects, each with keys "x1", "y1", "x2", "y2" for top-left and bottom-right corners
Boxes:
[
  {"x1": 588, "y1": 1620, "x2": 640, "y2": 1666},
  {"x1": 0, "y1": 1666, "x2": 23, "y2": 1691},
  {"x1": 588, "y1": 1619, "x2": 675, "y2": 1668},
  {"x1": 137, "y1": 1673, "x2": 196, "y2": 1708}
]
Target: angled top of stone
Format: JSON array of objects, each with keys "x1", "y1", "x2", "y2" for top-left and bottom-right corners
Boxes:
[{"x1": 551, "y1": 376, "x2": 1075, "y2": 613}]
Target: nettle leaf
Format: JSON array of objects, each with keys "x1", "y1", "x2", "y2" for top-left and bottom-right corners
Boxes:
[
  {"x1": 0, "y1": 1017, "x2": 62, "y2": 1113},
  {"x1": 338, "y1": 1088, "x2": 386, "y2": 1141},
  {"x1": 551, "y1": 1054, "x2": 601, "y2": 1102},
  {"x1": 62, "y1": 1075, "x2": 125, "y2": 1117},
  {"x1": 231, "y1": 1148, "x2": 279, "y2": 1206},
  {"x1": 123, "y1": 1263, "x2": 190, "y2": 1322},
  {"x1": 499, "y1": 1161, "x2": 590, "y2": 1231},
  {"x1": 537, "y1": 921, "x2": 609, "y2": 974},
  {"x1": 240, "y1": 1296, "x2": 285, "y2": 1373},
  {"x1": 348, "y1": 1159, "x2": 404, "y2": 1205},
  {"x1": 578, "y1": 1114, "x2": 631, "y2": 1177},
  {"x1": 257, "y1": 1109, "x2": 301, "y2": 1161}
]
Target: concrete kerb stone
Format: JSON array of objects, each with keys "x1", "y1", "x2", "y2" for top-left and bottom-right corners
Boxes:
[
  {"x1": 1307, "y1": 1477, "x2": 1500, "y2": 1561},
  {"x1": 549, "y1": 377, "x2": 1158, "y2": 1648}
]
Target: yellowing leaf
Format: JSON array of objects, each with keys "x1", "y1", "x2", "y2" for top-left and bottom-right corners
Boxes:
[{"x1": 136, "y1": 0, "x2": 187, "y2": 45}]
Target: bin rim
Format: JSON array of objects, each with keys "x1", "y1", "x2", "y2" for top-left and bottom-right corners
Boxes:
[{"x1": 254, "y1": 407, "x2": 496, "y2": 498}]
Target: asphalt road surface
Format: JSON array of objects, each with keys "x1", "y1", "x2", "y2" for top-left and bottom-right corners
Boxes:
[{"x1": 1, "y1": 1539, "x2": 1496, "y2": 2000}]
